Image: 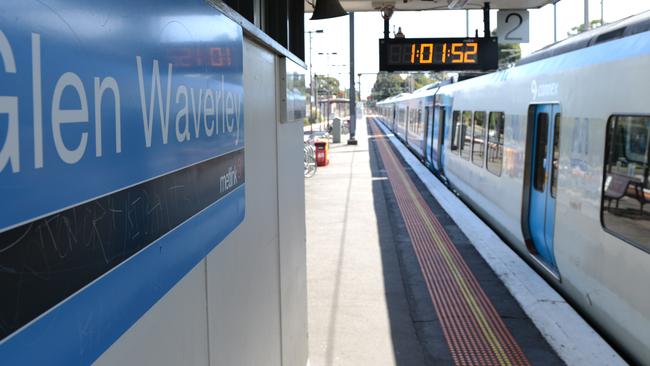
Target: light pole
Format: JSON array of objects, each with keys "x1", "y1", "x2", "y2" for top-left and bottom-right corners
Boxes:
[
  {"x1": 306, "y1": 29, "x2": 323, "y2": 130},
  {"x1": 317, "y1": 52, "x2": 338, "y2": 126},
  {"x1": 357, "y1": 72, "x2": 379, "y2": 114},
  {"x1": 553, "y1": 2, "x2": 557, "y2": 43},
  {"x1": 584, "y1": 0, "x2": 589, "y2": 31},
  {"x1": 348, "y1": 12, "x2": 357, "y2": 145}
]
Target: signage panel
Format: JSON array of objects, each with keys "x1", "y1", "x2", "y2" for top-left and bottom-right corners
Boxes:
[
  {"x1": 497, "y1": 10, "x2": 530, "y2": 44},
  {"x1": 0, "y1": 0, "x2": 245, "y2": 363},
  {"x1": 379, "y1": 37, "x2": 499, "y2": 72}
]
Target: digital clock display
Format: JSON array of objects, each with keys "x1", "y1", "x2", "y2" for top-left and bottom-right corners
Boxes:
[{"x1": 379, "y1": 37, "x2": 498, "y2": 72}]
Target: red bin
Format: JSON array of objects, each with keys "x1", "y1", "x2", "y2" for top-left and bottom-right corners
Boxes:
[{"x1": 314, "y1": 141, "x2": 329, "y2": 166}]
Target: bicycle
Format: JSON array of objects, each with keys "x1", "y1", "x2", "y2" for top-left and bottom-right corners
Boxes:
[{"x1": 304, "y1": 142, "x2": 317, "y2": 178}]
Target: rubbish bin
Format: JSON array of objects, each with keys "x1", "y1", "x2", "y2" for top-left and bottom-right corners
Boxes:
[{"x1": 315, "y1": 141, "x2": 329, "y2": 166}]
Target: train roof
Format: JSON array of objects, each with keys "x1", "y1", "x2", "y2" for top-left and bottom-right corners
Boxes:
[
  {"x1": 376, "y1": 78, "x2": 457, "y2": 105},
  {"x1": 518, "y1": 10, "x2": 650, "y2": 65}
]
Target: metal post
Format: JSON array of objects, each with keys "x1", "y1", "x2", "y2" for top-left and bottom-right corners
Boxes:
[
  {"x1": 601, "y1": 0, "x2": 604, "y2": 25},
  {"x1": 384, "y1": 17, "x2": 390, "y2": 39},
  {"x1": 309, "y1": 32, "x2": 314, "y2": 132},
  {"x1": 483, "y1": 2, "x2": 490, "y2": 38},
  {"x1": 307, "y1": 30, "x2": 323, "y2": 131},
  {"x1": 347, "y1": 12, "x2": 357, "y2": 145},
  {"x1": 466, "y1": 9, "x2": 469, "y2": 37},
  {"x1": 553, "y1": 2, "x2": 557, "y2": 43},
  {"x1": 314, "y1": 74, "x2": 319, "y2": 128},
  {"x1": 357, "y1": 73, "x2": 362, "y2": 114},
  {"x1": 584, "y1": 0, "x2": 589, "y2": 31}
]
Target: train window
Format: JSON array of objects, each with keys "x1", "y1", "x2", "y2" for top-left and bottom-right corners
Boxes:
[
  {"x1": 451, "y1": 111, "x2": 461, "y2": 153},
  {"x1": 472, "y1": 112, "x2": 486, "y2": 167},
  {"x1": 601, "y1": 115, "x2": 650, "y2": 251},
  {"x1": 533, "y1": 113, "x2": 549, "y2": 192},
  {"x1": 461, "y1": 111, "x2": 472, "y2": 160},
  {"x1": 487, "y1": 112, "x2": 505, "y2": 176},
  {"x1": 550, "y1": 114, "x2": 561, "y2": 197}
]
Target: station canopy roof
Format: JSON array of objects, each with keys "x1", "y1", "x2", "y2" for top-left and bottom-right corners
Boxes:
[{"x1": 305, "y1": 0, "x2": 559, "y2": 12}]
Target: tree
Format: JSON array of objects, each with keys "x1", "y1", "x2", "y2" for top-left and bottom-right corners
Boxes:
[
  {"x1": 315, "y1": 75, "x2": 341, "y2": 98},
  {"x1": 568, "y1": 20, "x2": 604, "y2": 36},
  {"x1": 404, "y1": 72, "x2": 435, "y2": 92},
  {"x1": 499, "y1": 42, "x2": 521, "y2": 68},
  {"x1": 491, "y1": 30, "x2": 521, "y2": 68},
  {"x1": 370, "y1": 72, "x2": 407, "y2": 102}
]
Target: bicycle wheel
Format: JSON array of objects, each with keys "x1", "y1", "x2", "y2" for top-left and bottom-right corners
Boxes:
[{"x1": 304, "y1": 144, "x2": 317, "y2": 178}]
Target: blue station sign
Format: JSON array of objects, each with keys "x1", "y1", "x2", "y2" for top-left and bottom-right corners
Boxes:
[{"x1": 0, "y1": 0, "x2": 245, "y2": 364}]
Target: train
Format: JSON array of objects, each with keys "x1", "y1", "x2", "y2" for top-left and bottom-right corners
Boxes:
[{"x1": 375, "y1": 11, "x2": 650, "y2": 365}]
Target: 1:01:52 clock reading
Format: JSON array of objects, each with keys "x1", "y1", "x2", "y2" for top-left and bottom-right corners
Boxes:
[{"x1": 388, "y1": 42, "x2": 479, "y2": 65}]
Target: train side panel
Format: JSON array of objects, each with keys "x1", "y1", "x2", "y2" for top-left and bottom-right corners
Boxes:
[{"x1": 440, "y1": 31, "x2": 650, "y2": 364}]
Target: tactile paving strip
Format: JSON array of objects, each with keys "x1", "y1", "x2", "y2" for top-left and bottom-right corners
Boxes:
[{"x1": 370, "y1": 121, "x2": 531, "y2": 366}]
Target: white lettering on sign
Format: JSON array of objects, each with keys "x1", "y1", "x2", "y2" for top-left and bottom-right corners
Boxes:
[
  {"x1": 136, "y1": 57, "x2": 173, "y2": 147},
  {"x1": 0, "y1": 30, "x2": 19, "y2": 173},
  {"x1": 204, "y1": 89, "x2": 215, "y2": 137},
  {"x1": 0, "y1": 30, "x2": 243, "y2": 174},
  {"x1": 219, "y1": 166, "x2": 238, "y2": 193},
  {"x1": 32, "y1": 33, "x2": 43, "y2": 169},
  {"x1": 175, "y1": 85, "x2": 190, "y2": 143},
  {"x1": 52, "y1": 72, "x2": 89, "y2": 164},
  {"x1": 94, "y1": 76, "x2": 122, "y2": 156}
]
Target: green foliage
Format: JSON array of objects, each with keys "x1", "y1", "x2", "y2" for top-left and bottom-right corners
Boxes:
[
  {"x1": 370, "y1": 72, "x2": 439, "y2": 102},
  {"x1": 499, "y1": 42, "x2": 521, "y2": 68},
  {"x1": 315, "y1": 75, "x2": 341, "y2": 97},
  {"x1": 405, "y1": 72, "x2": 436, "y2": 91},
  {"x1": 490, "y1": 30, "x2": 521, "y2": 68},
  {"x1": 568, "y1": 20, "x2": 604, "y2": 36},
  {"x1": 370, "y1": 72, "x2": 406, "y2": 102}
]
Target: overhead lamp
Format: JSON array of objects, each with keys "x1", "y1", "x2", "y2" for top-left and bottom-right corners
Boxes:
[
  {"x1": 311, "y1": 0, "x2": 348, "y2": 20},
  {"x1": 380, "y1": 5, "x2": 394, "y2": 20},
  {"x1": 447, "y1": 0, "x2": 470, "y2": 10},
  {"x1": 379, "y1": 5, "x2": 395, "y2": 39}
]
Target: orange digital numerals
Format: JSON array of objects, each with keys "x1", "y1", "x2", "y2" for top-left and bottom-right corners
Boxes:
[
  {"x1": 450, "y1": 42, "x2": 478, "y2": 64},
  {"x1": 419, "y1": 43, "x2": 434, "y2": 64},
  {"x1": 464, "y1": 43, "x2": 477, "y2": 63}
]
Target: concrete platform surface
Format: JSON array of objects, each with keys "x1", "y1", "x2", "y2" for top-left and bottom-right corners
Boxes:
[{"x1": 305, "y1": 118, "x2": 426, "y2": 366}]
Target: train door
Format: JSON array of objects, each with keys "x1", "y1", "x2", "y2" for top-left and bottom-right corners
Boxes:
[
  {"x1": 425, "y1": 106, "x2": 434, "y2": 164},
  {"x1": 422, "y1": 106, "x2": 432, "y2": 162},
  {"x1": 429, "y1": 106, "x2": 446, "y2": 172},
  {"x1": 527, "y1": 104, "x2": 561, "y2": 273},
  {"x1": 436, "y1": 107, "x2": 446, "y2": 170}
]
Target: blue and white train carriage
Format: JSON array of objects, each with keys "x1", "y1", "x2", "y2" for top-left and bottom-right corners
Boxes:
[{"x1": 377, "y1": 11, "x2": 650, "y2": 365}]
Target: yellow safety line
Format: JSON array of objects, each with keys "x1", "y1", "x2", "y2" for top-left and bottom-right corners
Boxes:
[{"x1": 378, "y1": 131, "x2": 515, "y2": 366}]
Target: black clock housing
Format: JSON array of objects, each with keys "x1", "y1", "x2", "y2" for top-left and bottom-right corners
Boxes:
[{"x1": 379, "y1": 37, "x2": 499, "y2": 72}]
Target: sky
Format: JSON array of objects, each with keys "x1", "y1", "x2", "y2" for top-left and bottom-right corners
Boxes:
[{"x1": 304, "y1": 0, "x2": 650, "y2": 99}]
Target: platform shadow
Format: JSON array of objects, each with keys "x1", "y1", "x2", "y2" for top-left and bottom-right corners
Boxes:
[{"x1": 364, "y1": 118, "x2": 447, "y2": 366}]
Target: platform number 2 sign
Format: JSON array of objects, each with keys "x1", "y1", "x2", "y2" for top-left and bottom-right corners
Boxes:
[{"x1": 497, "y1": 10, "x2": 530, "y2": 44}]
